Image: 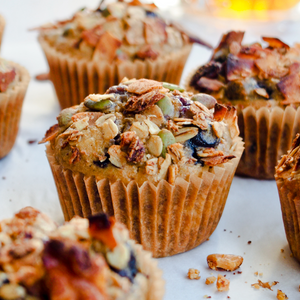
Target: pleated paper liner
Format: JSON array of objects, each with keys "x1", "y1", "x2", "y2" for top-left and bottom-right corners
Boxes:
[
  {"x1": 0, "y1": 15, "x2": 5, "y2": 50},
  {"x1": 0, "y1": 62, "x2": 30, "y2": 159},
  {"x1": 130, "y1": 241, "x2": 164, "y2": 300},
  {"x1": 38, "y1": 36, "x2": 192, "y2": 109},
  {"x1": 237, "y1": 105, "x2": 300, "y2": 179},
  {"x1": 46, "y1": 138, "x2": 243, "y2": 258},
  {"x1": 275, "y1": 175, "x2": 300, "y2": 263}
]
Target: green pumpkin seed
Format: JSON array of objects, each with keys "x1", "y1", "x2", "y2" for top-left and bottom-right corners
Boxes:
[
  {"x1": 84, "y1": 98, "x2": 114, "y2": 112},
  {"x1": 162, "y1": 82, "x2": 185, "y2": 92},
  {"x1": 158, "y1": 129, "x2": 176, "y2": 158},
  {"x1": 156, "y1": 96, "x2": 175, "y2": 117},
  {"x1": 57, "y1": 108, "x2": 76, "y2": 127}
]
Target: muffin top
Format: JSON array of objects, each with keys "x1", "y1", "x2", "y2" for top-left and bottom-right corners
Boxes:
[
  {"x1": 36, "y1": 0, "x2": 200, "y2": 63},
  {"x1": 0, "y1": 207, "x2": 151, "y2": 300},
  {"x1": 188, "y1": 31, "x2": 300, "y2": 107},
  {"x1": 0, "y1": 58, "x2": 17, "y2": 92},
  {"x1": 276, "y1": 134, "x2": 300, "y2": 180},
  {"x1": 41, "y1": 78, "x2": 239, "y2": 185}
]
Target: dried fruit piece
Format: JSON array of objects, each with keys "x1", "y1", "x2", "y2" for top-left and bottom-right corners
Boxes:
[
  {"x1": 207, "y1": 254, "x2": 243, "y2": 271},
  {"x1": 216, "y1": 274, "x2": 230, "y2": 292},
  {"x1": 187, "y1": 268, "x2": 200, "y2": 280}
]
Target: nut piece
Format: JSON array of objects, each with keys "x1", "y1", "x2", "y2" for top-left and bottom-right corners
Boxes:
[
  {"x1": 174, "y1": 127, "x2": 198, "y2": 143},
  {"x1": 216, "y1": 274, "x2": 230, "y2": 292},
  {"x1": 277, "y1": 290, "x2": 288, "y2": 300},
  {"x1": 147, "y1": 135, "x2": 163, "y2": 157},
  {"x1": 108, "y1": 145, "x2": 127, "y2": 168},
  {"x1": 187, "y1": 268, "x2": 200, "y2": 280},
  {"x1": 207, "y1": 254, "x2": 243, "y2": 271},
  {"x1": 205, "y1": 276, "x2": 216, "y2": 285},
  {"x1": 127, "y1": 136, "x2": 145, "y2": 163}
]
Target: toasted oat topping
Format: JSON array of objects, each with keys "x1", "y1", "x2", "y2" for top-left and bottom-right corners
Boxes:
[
  {"x1": 42, "y1": 79, "x2": 239, "y2": 184},
  {"x1": 0, "y1": 208, "x2": 148, "y2": 300},
  {"x1": 189, "y1": 31, "x2": 300, "y2": 105},
  {"x1": 36, "y1": 0, "x2": 196, "y2": 62}
]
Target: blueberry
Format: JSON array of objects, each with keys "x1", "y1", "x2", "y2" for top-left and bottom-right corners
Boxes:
[
  {"x1": 190, "y1": 125, "x2": 220, "y2": 148},
  {"x1": 93, "y1": 157, "x2": 109, "y2": 168}
]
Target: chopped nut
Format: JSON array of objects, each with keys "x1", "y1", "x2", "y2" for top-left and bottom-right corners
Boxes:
[
  {"x1": 205, "y1": 276, "x2": 217, "y2": 285},
  {"x1": 101, "y1": 119, "x2": 119, "y2": 140},
  {"x1": 108, "y1": 145, "x2": 127, "y2": 168},
  {"x1": 147, "y1": 135, "x2": 163, "y2": 157},
  {"x1": 187, "y1": 268, "x2": 200, "y2": 280},
  {"x1": 120, "y1": 131, "x2": 136, "y2": 148},
  {"x1": 127, "y1": 136, "x2": 145, "y2": 163},
  {"x1": 167, "y1": 143, "x2": 184, "y2": 163},
  {"x1": 145, "y1": 158, "x2": 159, "y2": 175},
  {"x1": 129, "y1": 121, "x2": 149, "y2": 139},
  {"x1": 277, "y1": 290, "x2": 288, "y2": 300},
  {"x1": 207, "y1": 254, "x2": 243, "y2": 271},
  {"x1": 201, "y1": 155, "x2": 235, "y2": 166},
  {"x1": 216, "y1": 274, "x2": 230, "y2": 292},
  {"x1": 174, "y1": 127, "x2": 198, "y2": 143},
  {"x1": 197, "y1": 148, "x2": 224, "y2": 158}
]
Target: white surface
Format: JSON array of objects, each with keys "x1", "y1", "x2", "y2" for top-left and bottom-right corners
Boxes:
[{"x1": 1, "y1": 1, "x2": 300, "y2": 299}]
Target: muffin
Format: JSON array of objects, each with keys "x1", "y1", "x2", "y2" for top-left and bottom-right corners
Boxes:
[
  {"x1": 275, "y1": 134, "x2": 300, "y2": 264},
  {"x1": 186, "y1": 31, "x2": 300, "y2": 179},
  {"x1": 0, "y1": 206, "x2": 164, "y2": 299},
  {"x1": 36, "y1": 0, "x2": 209, "y2": 109},
  {"x1": 0, "y1": 58, "x2": 30, "y2": 159},
  {"x1": 41, "y1": 78, "x2": 243, "y2": 257},
  {"x1": 0, "y1": 14, "x2": 5, "y2": 50}
]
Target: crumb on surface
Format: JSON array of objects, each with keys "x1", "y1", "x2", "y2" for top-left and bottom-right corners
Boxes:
[
  {"x1": 277, "y1": 289, "x2": 288, "y2": 300},
  {"x1": 187, "y1": 268, "x2": 200, "y2": 280},
  {"x1": 259, "y1": 273, "x2": 263, "y2": 277},
  {"x1": 203, "y1": 296, "x2": 211, "y2": 299},
  {"x1": 216, "y1": 274, "x2": 230, "y2": 292},
  {"x1": 248, "y1": 241, "x2": 252, "y2": 244},
  {"x1": 254, "y1": 271, "x2": 258, "y2": 276},
  {"x1": 205, "y1": 276, "x2": 216, "y2": 285},
  {"x1": 251, "y1": 280, "x2": 278, "y2": 291},
  {"x1": 281, "y1": 249, "x2": 284, "y2": 253}
]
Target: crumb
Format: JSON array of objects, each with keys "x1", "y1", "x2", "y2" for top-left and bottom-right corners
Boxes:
[
  {"x1": 259, "y1": 273, "x2": 263, "y2": 277},
  {"x1": 216, "y1": 274, "x2": 230, "y2": 292},
  {"x1": 248, "y1": 241, "x2": 252, "y2": 244},
  {"x1": 224, "y1": 229, "x2": 226, "y2": 231},
  {"x1": 9, "y1": 199, "x2": 12, "y2": 202},
  {"x1": 28, "y1": 139, "x2": 37, "y2": 144},
  {"x1": 237, "y1": 271, "x2": 242, "y2": 274},
  {"x1": 227, "y1": 297, "x2": 231, "y2": 299},
  {"x1": 224, "y1": 274, "x2": 226, "y2": 277},
  {"x1": 205, "y1": 276, "x2": 216, "y2": 285},
  {"x1": 277, "y1": 289, "x2": 288, "y2": 300},
  {"x1": 187, "y1": 268, "x2": 200, "y2": 280},
  {"x1": 203, "y1": 296, "x2": 211, "y2": 299},
  {"x1": 35, "y1": 72, "x2": 50, "y2": 81},
  {"x1": 251, "y1": 280, "x2": 278, "y2": 291},
  {"x1": 281, "y1": 249, "x2": 284, "y2": 253},
  {"x1": 254, "y1": 272, "x2": 258, "y2": 276},
  {"x1": 2, "y1": 177, "x2": 5, "y2": 180},
  {"x1": 238, "y1": 235, "x2": 240, "y2": 238},
  {"x1": 230, "y1": 231, "x2": 232, "y2": 233}
]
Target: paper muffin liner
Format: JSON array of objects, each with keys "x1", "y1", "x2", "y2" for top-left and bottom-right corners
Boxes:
[
  {"x1": 45, "y1": 138, "x2": 243, "y2": 257},
  {"x1": 275, "y1": 175, "x2": 300, "y2": 263},
  {"x1": 0, "y1": 62, "x2": 30, "y2": 159},
  {"x1": 38, "y1": 36, "x2": 192, "y2": 109},
  {"x1": 0, "y1": 15, "x2": 5, "y2": 50},
  {"x1": 185, "y1": 70, "x2": 300, "y2": 179},
  {"x1": 130, "y1": 241, "x2": 164, "y2": 300}
]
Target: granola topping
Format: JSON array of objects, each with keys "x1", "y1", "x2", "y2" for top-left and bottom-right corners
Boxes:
[
  {"x1": 189, "y1": 31, "x2": 300, "y2": 106},
  {"x1": 42, "y1": 78, "x2": 239, "y2": 185}
]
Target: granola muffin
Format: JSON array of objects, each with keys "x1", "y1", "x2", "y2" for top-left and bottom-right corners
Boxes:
[
  {"x1": 0, "y1": 207, "x2": 164, "y2": 299},
  {"x1": 41, "y1": 78, "x2": 243, "y2": 257},
  {"x1": 275, "y1": 134, "x2": 300, "y2": 264},
  {"x1": 0, "y1": 58, "x2": 30, "y2": 159},
  {"x1": 186, "y1": 31, "x2": 300, "y2": 179},
  {"x1": 36, "y1": 0, "x2": 209, "y2": 109},
  {"x1": 0, "y1": 15, "x2": 5, "y2": 50}
]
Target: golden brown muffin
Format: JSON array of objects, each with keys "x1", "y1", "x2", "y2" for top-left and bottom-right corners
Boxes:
[
  {"x1": 36, "y1": 0, "x2": 210, "y2": 109},
  {"x1": 275, "y1": 134, "x2": 300, "y2": 264},
  {"x1": 186, "y1": 31, "x2": 300, "y2": 179},
  {"x1": 41, "y1": 78, "x2": 244, "y2": 257},
  {"x1": 0, "y1": 207, "x2": 164, "y2": 300},
  {"x1": 0, "y1": 58, "x2": 30, "y2": 159}
]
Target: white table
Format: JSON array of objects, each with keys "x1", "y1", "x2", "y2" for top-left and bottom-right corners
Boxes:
[{"x1": 1, "y1": 1, "x2": 300, "y2": 299}]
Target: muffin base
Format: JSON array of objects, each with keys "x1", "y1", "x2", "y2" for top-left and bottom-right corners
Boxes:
[
  {"x1": 39, "y1": 36, "x2": 192, "y2": 109},
  {"x1": 46, "y1": 138, "x2": 243, "y2": 257},
  {"x1": 0, "y1": 62, "x2": 30, "y2": 159},
  {"x1": 275, "y1": 175, "x2": 300, "y2": 263}
]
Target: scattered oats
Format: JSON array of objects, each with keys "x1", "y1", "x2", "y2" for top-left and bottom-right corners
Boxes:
[{"x1": 187, "y1": 268, "x2": 200, "y2": 280}]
